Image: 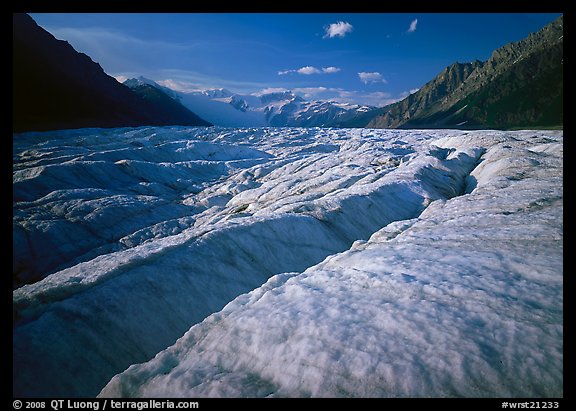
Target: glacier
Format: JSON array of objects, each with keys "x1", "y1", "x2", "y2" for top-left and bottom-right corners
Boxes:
[
  {"x1": 126, "y1": 78, "x2": 377, "y2": 128},
  {"x1": 13, "y1": 127, "x2": 562, "y2": 397}
]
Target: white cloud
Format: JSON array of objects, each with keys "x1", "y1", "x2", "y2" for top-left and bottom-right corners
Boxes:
[
  {"x1": 358, "y1": 72, "x2": 387, "y2": 84},
  {"x1": 253, "y1": 87, "x2": 290, "y2": 96},
  {"x1": 323, "y1": 21, "x2": 353, "y2": 39},
  {"x1": 278, "y1": 66, "x2": 341, "y2": 76},
  {"x1": 408, "y1": 18, "x2": 418, "y2": 33},
  {"x1": 289, "y1": 86, "x2": 403, "y2": 107},
  {"x1": 335, "y1": 90, "x2": 399, "y2": 107},
  {"x1": 322, "y1": 66, "x2": 341, "y2": 74},
  {"x1": 114, "y1": 75, "x2": 128, "y2": 84},
  {"x1": 157, "y1": 69, "x2": 274, "y2": 94},
  {"x1": 293, "y1": 87, "x2": 330, "y2": 99},
  {"x1": 298, "y1": 66, "x2": 323, "y2": 75},
  {"x1": 156, "y1": 79, "x2": 205, "y2": 93}
]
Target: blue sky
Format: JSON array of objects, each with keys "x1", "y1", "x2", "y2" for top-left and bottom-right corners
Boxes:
[{"x1": 30, "y1": 13, "x2": 562, "y2": 106}]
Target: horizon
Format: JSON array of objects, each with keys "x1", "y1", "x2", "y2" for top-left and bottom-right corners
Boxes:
[{"x1": 30, "y1": 13, "x2": 561, "y2": 107}]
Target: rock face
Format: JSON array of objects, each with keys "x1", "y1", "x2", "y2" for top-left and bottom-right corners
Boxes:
[
  {"x1": 13, "y1": 13, "x2": 210, "y2": 132},
  {"x1": 368, "y1": 15, "x2": 563, "y2": 129}
]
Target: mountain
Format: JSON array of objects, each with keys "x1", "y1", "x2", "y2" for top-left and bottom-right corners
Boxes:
[
  {"x1": 122, "y1": 78, "x2": 212, "y2": 127},
  {"x1": 124, "y1": 78, "x2": 381, "y2": 128},
  {"x1": 368, "y1": 15, "x2": 563, "y2": 129},
  {"x1": 264, "y1": 96, "x2": 381, "y2": 128},
  {"x1": 13, "y1": 14, "x2": 210, "y2": 132}
]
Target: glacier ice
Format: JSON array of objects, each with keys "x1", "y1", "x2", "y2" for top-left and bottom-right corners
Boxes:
[{"x1": 13, "y1": 127, "x2": 562, "y2": 397}]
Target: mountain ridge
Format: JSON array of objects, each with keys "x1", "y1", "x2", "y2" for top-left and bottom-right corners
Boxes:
[
  {"x1": 368, "y1": 15, "x2": 563, "y2": 129},
  {"x1": 13, "y1": 13, "x2": 211, "y2": 132},
  {"x1": 14, "y1": 13, "x2": 562, "y2": 132},
  {"x1": 124, "y1": 77, "x2": 382, "y2": 128}
]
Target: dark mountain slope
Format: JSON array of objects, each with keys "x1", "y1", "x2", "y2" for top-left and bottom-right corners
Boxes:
[
  {"x1": 127, "y1": 82, "x2": 211, "y2": 127},
  {"x1": 368, "y1": 15, "x2": 563, "y2": 129},
  {"x1": 13, "y1": 13, "x2": 210, "y2": 132}
]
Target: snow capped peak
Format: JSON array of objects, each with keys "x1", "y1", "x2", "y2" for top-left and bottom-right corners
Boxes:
[
  {"x1": 123, "y1": 77, "x2": 183, "y2": 102},
  {"x1": 135, "y1": 76, "x2": 159, "y2": 86},
  {"x1": 200, "y1": 88, "x2": 234, "y2": 99},
  {"x1": 332, "y1": 101, "x2": 358, "y2": 109},
  {"x1": 258, "y1": 90, "x2": 300, "y2": 104},
  {"x1": 250, "y1": 87, "x2": 290, "y2": 97},
  {"x1": 121, "y1": 77, "x2": 379, "y2": 127},
  {"x1": 123, "y1": 76, "x2": 161, "y2": 89}
]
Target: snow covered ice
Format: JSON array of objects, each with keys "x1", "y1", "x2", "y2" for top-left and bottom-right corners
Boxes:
[{"x1": 13, "y1": 127, "x2": 562, "y2": 397}]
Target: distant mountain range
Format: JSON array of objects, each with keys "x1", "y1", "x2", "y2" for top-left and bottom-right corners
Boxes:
[
  {"x1": 13, "y1": 13, "x2": 562, "y2": 132},
  {"x1": 121, "y1": 14, "x2": 564, "y2": 130},
  {"x1": 13, "y1": 13, "x2": 211, "y2": 132},
  {"x1": 124, "y1": 77, "x2": 382, "y2": 128},
  {"x1": 368, "y1": 15, "x2": 563, "y2": 129}
]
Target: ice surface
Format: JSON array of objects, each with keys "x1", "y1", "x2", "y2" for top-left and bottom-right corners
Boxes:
[
  {"x1": 13, "y1": 128, "x2": 273, "y2": 285},
  {"x1": 13, "y1": 127, "x2": 562, "y2": 397}
]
